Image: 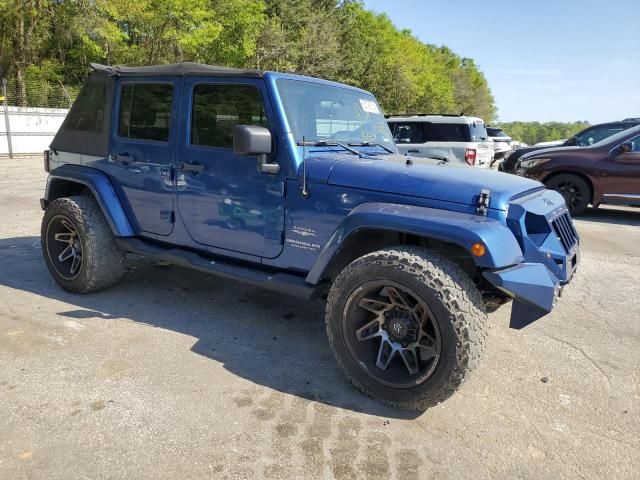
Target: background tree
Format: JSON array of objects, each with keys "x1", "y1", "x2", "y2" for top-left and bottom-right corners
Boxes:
[{"x1": 0, "y1": 0, "x2": 500, "y2": 121}]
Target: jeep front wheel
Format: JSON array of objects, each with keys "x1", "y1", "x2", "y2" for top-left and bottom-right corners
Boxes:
[
  {"x1": 41, "y1": 195, "x2": 126, "y2": 294},
  {"x1": 325, "y1": 247, "x2": 487, "y2": 410}
]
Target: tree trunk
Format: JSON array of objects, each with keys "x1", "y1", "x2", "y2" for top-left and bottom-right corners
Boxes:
[{"x1": 12, "y1": 13, "x2": 28, "y2": 106}]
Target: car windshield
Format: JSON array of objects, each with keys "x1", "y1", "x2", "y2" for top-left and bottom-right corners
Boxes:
[
  {"x1": 590, "y1": 125, "x2": 640, "y2": 148},
  {"x1": 276, "y1": 79, "x2": 395, "y2": 150}
]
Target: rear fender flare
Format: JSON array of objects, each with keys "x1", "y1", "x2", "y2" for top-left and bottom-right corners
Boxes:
[
  {"x1": 44, "y1": 164, "x2": 135, "y2": 237},
  {"x1": 306, "y1": 202, "x2": 523, "y2": 284}
]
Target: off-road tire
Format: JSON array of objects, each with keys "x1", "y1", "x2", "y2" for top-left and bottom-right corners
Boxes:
[
  {"x1": 326, "y1": 247, "x2": 487, "y2": 410},
  {"x1": 41, "y1": 195, "x2": 126, "y2": 293},
  {"x1": 545, "y1": 173, "x2": 591, "y2": 216}
]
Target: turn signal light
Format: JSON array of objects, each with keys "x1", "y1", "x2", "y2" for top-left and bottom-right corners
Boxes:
[{"x1": 471, "y1": 242, "x2": 486, "y2": 257}]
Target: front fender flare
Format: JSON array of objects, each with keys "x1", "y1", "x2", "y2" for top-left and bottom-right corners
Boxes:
[
  {"x1": 306, "y1": 202, "x2": 523, "y2": 284},
  {"x1": 44, "y1": 164, "x2": 135, "y2": 237}
]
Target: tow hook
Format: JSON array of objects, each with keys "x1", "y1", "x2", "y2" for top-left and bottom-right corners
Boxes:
[{"x1": 476, "y1": 189, "x2": 491, "y2": 215}]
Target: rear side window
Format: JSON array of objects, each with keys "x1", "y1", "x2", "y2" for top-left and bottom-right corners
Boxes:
[
  {"x1": 118, "y1": 83, "x2": 173, "y2": 142},
  {"x1": 469, "y1": 122, "x2": 488, "y2": 142},
  {"x1": 191, "y1": 84, "x2": 268, "y2": 149},
  {"x1": 423, "y1": 123, "x2": 470, "y2": 142},
  {"x1": 66, "y1": 83, "x2": 105, "y2": 132},
  {"x1": 392, "y1": 122, "x2": 425, "y2": 143}
]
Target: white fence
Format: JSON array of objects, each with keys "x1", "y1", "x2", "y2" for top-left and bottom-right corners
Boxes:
[{"x1": 1, "y1": 106, "x2": 68, "y2": 156}]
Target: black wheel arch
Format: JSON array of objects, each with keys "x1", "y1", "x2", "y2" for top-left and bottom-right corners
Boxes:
[{"x1": 320, "y1": 229, "x2": 478, "y2": 283}]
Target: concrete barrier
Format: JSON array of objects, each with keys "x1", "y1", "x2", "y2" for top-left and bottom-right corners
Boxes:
[{"x1": 1, "y1": 106, "x2": 68, "y2": 156}]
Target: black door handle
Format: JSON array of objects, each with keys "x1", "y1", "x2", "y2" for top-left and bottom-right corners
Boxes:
[
  {"x1": 408, "y1": 149, "x2": 421, "y2": 153},
  {"x1": 178, "y1": 162, "x2": 205, "y2": 174}
]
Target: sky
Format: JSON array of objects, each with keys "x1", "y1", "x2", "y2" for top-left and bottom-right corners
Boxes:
[{"x1": 362, "y1": 0, "x2": 640, "y2": 123}]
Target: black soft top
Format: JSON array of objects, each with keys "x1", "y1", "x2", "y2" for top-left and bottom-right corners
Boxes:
[{"x1": 90, "y1": 62, "x2": 264, "y2": 78}]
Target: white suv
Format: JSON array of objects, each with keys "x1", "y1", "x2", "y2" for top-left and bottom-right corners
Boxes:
[{"x1": 387, "y1": 114, "x2": 494, "y2": 168}]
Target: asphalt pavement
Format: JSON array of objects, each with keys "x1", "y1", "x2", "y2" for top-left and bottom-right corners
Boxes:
[{"x1": 1, "y1": 157, "x2": 639, "y2": 479}]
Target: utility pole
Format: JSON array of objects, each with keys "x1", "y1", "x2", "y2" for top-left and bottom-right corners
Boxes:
[{"x1": 1, "y1": 76, "x2": 13, "y2": 158}]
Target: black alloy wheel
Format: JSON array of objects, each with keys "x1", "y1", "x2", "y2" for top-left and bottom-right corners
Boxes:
[
  {"x1": 343, "y1": 281, "x2": 442, "y2": 388},
  {"x1": 545, "y1": 174, "x2": 591, "y2": 215},
  {"x1": 45, "y1": 214, "x2": 84, "y2": 280}
]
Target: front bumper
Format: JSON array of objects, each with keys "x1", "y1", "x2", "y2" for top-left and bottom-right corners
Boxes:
[
  {"x1": 484, "y1": 188, "x2": 580, "y2": 327},
  {"x1": 483, "y1": 256, "x2": 577, "y2": 328}
]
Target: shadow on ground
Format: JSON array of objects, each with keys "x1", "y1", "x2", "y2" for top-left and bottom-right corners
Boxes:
[
  {"x1": 0, "y1": 235, "x2": 419, "y2": 420},
  {"x1": 575, "y1": 206, "x2": 640, "y2": 226}
]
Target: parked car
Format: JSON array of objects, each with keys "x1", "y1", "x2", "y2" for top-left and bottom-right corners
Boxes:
[
  {"x1": 501, "y1": 119, "x2": 640, "y2": 173},
  {"x1": 516, "y1": 125, "x2": 640, "y2": 215},
  {"x1": 387, "y1": 114, "x2": 494, "y2": 167},
  {"x1": 486, "y1": 126, "x2": 512, "y2": 162},
  {"x1": 42, "y1": 62, "x2": 579, "y2": 410}
]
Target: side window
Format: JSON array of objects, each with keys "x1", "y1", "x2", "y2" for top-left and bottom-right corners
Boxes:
[
  {"x1": 576, "y1": 125, "x2": 624, "y2": 146},
  {"x1": 422, "y1": 123, "x2": 468, "y2": 142},
  {"x1": 118, "y1": 83, "x2": 173, "y2": 142},
  {"x1": 393, "y1": 122, "x2": 425, "y2": 143},
  {"x1": 66, "y1": 82, "x2": 105, "y2": 132},
  {"x1": 191, "y1": 84, "x2": 268, "y2": 149}
]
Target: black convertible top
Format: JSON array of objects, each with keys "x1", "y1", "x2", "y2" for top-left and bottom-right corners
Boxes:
[{"x1": 90, "y1": 62, "x2": 264, "y2": 78}]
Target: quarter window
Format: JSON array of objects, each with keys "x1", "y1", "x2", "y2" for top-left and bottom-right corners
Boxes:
[
  {"x1": 118, "y1": 83, "x2": 173, "y2": 142},
  {"x1": 66, "y1": 82, "x2": 105, "y2": 132},
  {"x1": 392, "y1": 122, "x2": 425, "y2": 143},
  {"x1": 191, "y1": 84, "x2": 268, "y2": 149}
]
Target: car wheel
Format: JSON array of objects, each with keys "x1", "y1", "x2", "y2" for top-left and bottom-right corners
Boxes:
[
  {"x1": 325, "y1": 247, "x2": 487, "y2": 410},
  {"x1": 545, "y1": 174, "x2": 591, "y2": 216},
  {"x1": 41, "y1": 195, "x2": 126, "y2": 293}
]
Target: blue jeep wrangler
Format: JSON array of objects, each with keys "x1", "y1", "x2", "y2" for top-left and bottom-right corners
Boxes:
[{"x1": 41, "y1": 63, "x2": 579, "y2": 410}]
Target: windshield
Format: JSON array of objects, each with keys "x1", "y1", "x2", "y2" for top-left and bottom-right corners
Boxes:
[
  {"x1": 276, "y1": 79, "x2": 395, "y2": 150},
  {"x1": 591, "y1": 125, "x2": 640, "y2": 148}
]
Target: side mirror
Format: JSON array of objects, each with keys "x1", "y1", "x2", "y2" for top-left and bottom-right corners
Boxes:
[
  {"x1": 233, "y1": 125, "x2": 279, "y2": 174},
  {"x1": 565, "y1": 136, "x2": 577, "y2": 146}
]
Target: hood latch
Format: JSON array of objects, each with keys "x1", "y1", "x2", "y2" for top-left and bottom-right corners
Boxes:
[{"x1": 476, "y1": 189, "x2": 491, "y2": 216}]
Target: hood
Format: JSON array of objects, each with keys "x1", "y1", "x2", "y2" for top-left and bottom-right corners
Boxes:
[
  {"x1": 521, "y1": 145, "x2": 585, "y2": 160},
  {"x1": 304, "y1": 153, "x2": 542, "y2": 212}
]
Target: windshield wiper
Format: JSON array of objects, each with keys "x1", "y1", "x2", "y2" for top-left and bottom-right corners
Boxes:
[
  {"x1": 297, "y1": 140, "x2": 361, "y2": 156},
  {"x1": 347, "y1": 141, "x2": 395, "y2": 154}
]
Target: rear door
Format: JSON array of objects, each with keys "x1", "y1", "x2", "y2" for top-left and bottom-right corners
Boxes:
[
  {"x1": 175, "y1": 77, "x2": 285, "y2": 258},
  {"x1": 108, "y1": 79, "x2": 180, "y2": 236}
]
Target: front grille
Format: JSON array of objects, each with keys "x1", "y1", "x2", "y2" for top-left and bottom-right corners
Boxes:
[{"x1": 552, "y1": 212, "x2": 578, "y2": 252}]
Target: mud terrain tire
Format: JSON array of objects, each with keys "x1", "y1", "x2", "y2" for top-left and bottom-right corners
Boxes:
[{"x1": 326, "y1": 247, "x2": 487, "y2": 410}]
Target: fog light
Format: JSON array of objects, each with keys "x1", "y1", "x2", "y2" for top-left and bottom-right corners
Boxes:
[{"x1": 471, "y1": 242, "x2": 486, "y2": 257}]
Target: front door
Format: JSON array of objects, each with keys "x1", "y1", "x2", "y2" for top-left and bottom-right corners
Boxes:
[
  {"x1": 600, "y1": 133, "x2": 640, "y2": 206},
  {"x1": 108, "y1": 78, "x2": 180, "y2": 236},
  {"x1": 175, "y1": 78, "x2": 285, "y2": 258}
]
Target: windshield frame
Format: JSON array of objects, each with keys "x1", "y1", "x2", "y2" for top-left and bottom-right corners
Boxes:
[{"x1": 274, "y1": 77, "x2": 397, "y2": 154}]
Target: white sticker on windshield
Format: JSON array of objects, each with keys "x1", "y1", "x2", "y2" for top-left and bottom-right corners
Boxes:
[{"x1": 359, "y1": 99, "x2": 380, "y2": 114}]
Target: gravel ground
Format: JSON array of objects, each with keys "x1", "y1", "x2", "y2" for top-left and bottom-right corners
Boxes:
[{"x1": 1, "y1": 156, "x2": 639, "y2": 479}]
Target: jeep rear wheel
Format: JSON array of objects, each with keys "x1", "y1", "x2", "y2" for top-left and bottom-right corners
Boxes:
[
  {"x1": 326, "y1": 247, "x2": 487, "y2": 410},
  {"x1": 41, "y1": 196, "x2": 126, "y2": 294}
]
